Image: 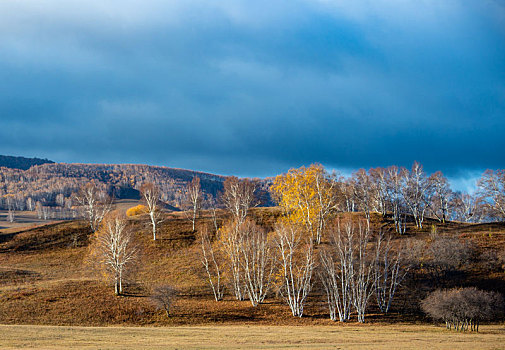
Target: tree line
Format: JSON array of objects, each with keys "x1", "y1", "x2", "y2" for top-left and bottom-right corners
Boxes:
[{"x1": 1, "y1": 162, "x2": 505, "y2": 228}]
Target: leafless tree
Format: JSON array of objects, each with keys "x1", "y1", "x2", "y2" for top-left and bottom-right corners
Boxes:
[
  {"x1": 451, "y1": 192, "x2": 486, "y2": 223},
  {"x1": 373, "y1": 232, "x2": 409, "y2": 313},
  {"x1": 369, "y1": 167, "x2": 389, "y2": 217},
  {"x1": 200, "y1": 227, "x2": 225, "y2": 301},
  {"x1": 478, "y1": 169, "x2": 505, "y2": 220},
  {"x1": 320, "y1": 220, "x2": 377, "y2": 322},
  {"x1": 185, "y1": 176, "x2": 202, "y2": 231},
  {"x1": 26, "y1": 197, "x2": 35, "y2": 211},
  {"x1": 75, "y1": 182, "x2": 113, "y2": 232},
  {"x1": 386, "y1": 166, "x2": 407, "y2": 233},
  {"x1": 429, "y1": 171, "x2": 453, "y2": 224},
  {"x1": 150, "y1": 285, "x2": 177, "y2": 317},
  {"x1": 352, "y1": 169, "x2": 376, "y2": 226},
  {"x1": 140, "y1": 183, "x2": 163, "y2": 240},
  {"x1": 402, "y1": 162, "x2": 433, "y2": 229},
  {"x1": 238, "y1": 220, "x2": 275, "y2": 306},
  {"x1": 350, "y1": 221, "x2": 375, "y2": 323},
  {"x1": 340, "y1": 180, "x2": 356, "y2": 213},
  {"x1": 90, "y1": 213, "x2": 138, "y2": 295},
  {"x1": 209, "y1": 201, "x2": 220, "y2": 233},
  {"x1": 319, "y1": 223, "x2": 354, "y2": 322},
  {"x1": 55, "y1": 193, "x2": 65, "y2": 207},
  {"x1": 221, "y1": 177, "x2": 256, "y2": 225},
  {"x1": 7, "y1": 208, "x2": 15, "y2": 223},
  {"x1": 218, "y1": 220, "x2": 246, "y2": 300},
  {"x1": 275, "y1": 223, "x2": 314, "y2": 317}
]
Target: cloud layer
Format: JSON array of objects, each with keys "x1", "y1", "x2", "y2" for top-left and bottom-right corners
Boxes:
[{"x1": 0, "y1": 0, "x2": 504, "y2": 178}]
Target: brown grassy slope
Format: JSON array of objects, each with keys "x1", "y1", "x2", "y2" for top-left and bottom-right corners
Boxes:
[{"x1": 0, "y1": 208, "x2": 504, "y2": 326}]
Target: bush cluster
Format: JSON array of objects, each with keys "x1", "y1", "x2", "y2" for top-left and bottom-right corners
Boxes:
[
  {"x1": 421, "y1": 287, "x2": 504, "y2": 332},
  {"x1": 126, "y1": 205, "x2": 148, "y2": 217}
]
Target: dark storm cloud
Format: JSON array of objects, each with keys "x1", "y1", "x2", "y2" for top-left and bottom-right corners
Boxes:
[{"x1": 0, "y1": 0, "x2": 504, "y2": 180}]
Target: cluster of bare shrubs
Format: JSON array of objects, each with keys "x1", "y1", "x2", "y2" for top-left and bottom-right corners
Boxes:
[
  {"x1": 422, "y1": 236, "x2": 474, "y2": 285},
  {"x1": 421, "y1": 287, "x2": 504, "y2": 332}
]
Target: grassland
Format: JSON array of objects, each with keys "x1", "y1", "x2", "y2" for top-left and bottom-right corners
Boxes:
[
  {"x1": 0, "y1": 324, "x2": 505, "y2": 350},
  {"x1": 1, "y1": 324, "x2": 505, "y2": 349}
]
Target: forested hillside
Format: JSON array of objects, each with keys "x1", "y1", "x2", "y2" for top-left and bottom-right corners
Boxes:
[
  {"x1": 0, "y1": 155, "x2": 54, "y2": 170},
  {"x1": 0, "y1": 163, "x2": 234, "y2": 211}
]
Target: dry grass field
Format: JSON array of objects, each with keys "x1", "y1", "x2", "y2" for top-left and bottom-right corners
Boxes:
[{"x1": 1, "y1": 324, "x2": 505, "y2": 349}]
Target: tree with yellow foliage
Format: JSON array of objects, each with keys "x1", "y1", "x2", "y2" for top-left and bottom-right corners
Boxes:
[
  {"x1": 271, "y1": 164, "x2": 337, "y2": 244},
  {"x1": 126, "y1": 204, "x2": 148, "y2": 217}
]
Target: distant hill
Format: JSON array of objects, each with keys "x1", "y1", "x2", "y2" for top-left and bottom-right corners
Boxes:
[{"x1": 0, "y1": 155, "x2": 54, "y2": 170}]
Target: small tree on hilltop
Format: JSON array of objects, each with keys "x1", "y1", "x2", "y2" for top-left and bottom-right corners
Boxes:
[{"x1": 140, "y1": 183, "x2": 163, "y2": 240}]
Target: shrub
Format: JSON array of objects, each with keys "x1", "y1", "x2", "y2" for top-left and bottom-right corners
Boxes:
[
  {"x1": 126, "y1": 205, "x2": 148, "y2": 217},
  {"x1": 421, "y1": 287, "x2": 504, "y2": 332},
  {"x1": 150, "y1": 285, "x2": 177, "y2": 318},
  {"x1": 479, "y1": 250, "x2": 505, "y2": 272},
  {"x1": 423, "y1": 237, "x2": 474, "y2": 285}
]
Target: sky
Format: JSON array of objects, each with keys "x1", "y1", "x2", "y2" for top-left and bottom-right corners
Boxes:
[{"x1": 0, "y1": 0, "x2": 504, "y2": 188}]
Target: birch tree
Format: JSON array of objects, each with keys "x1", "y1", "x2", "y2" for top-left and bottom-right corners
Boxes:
[
  {"x1": 89, "y1": 213, "x2": 138, "y2": 295},
  {"x1": 186, "y1": 176, "x2": 202, "y2": 231},
  {"x1": 221, "y1": 177, "x2": 256, "y2": 225},
  {"x1": 369, "y1": 167, "x2": 389, "y2": 217},
  {"x1": 75, "y1": 182, "x2": 113, "y2": 232},
  {"x1": 373, "y1": 232, "x2": 409, "y2": 313},
  {"x1": 386, "y1": 166, "x2": 407, "y2": 234},
  {"x1": 320, "y1": 219, "x2": 377, "y2": 322},
  {"x1": 275, "y1": 223, "x2": 314, "y2": 317},
  {"x1": 429, "y1": 171, "x2": 453, "y2": 224},
  {"x1": 218, "y1": 220, "x2": 246, "y2": 300},
  {"x1": 478, "y1": 169, "x2": 505, "y2": 220},
  {"x1": 238, "y1": 220, "x2": 275, "y2": 306},
  {"x1": 140, "y1": 183, "x2": 163, "y2": 240},
  {"x1": 402, "y1": 162, "x2": 433, "y2": 229},
  {"x1": 451, "y1": 192, "x2": 485, "y2": 223},
  {"x1": 271, "y1": 164, "x2": 337, "y2": 244},
  {"x1": 352, "y1": 169, "x2": 376, "y2": 226},
  {"x1": 350, "y1": 221, "x2": 375, "y2": 323},
  {"x1": 319, "y1": 222, "x2": 354, "y2": 322},
  {"x1": 201, "y1": 227, "x2": 225, "y2": 301}
]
